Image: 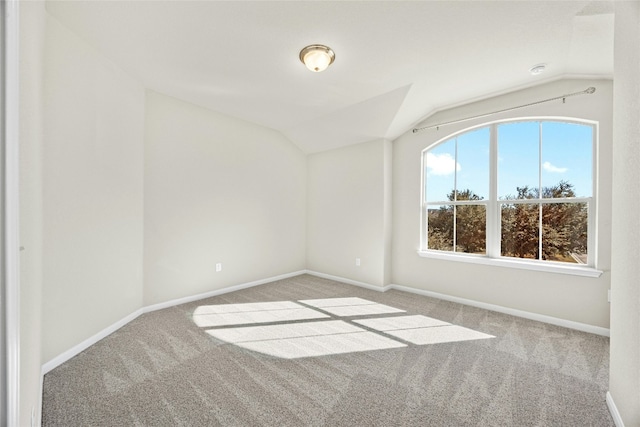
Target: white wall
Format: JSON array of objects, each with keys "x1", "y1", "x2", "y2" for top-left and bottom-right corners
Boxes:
[
  {"x1": 19, "y1": 1, "x2": 45, "y2": 425},
  {"x1": 143, "y1": 91, "x2": 306, "y2": 305},
  {"x1": 41, "y1": 15, "x2": 145, "y2": 362},
  {"x1": 307, "y1": 139, "x2": 392, "y2": 287},
  {"x1": 392, "y1": 78, "x2": 613, "y2": 328},
  {"x1": 609, "y1": 1, "x2": 640, "y2": 424}
]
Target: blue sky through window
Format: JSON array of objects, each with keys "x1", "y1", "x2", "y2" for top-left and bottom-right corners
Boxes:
[
  {"x1": 540, "y1": 122, "x2": 592, "y2": 197},
  {"x1": 457, "y1": 127, "x2": 489, "y2": 199},
  {"x1": 425, "y1": 121, "x2": 592, "y2": 202}
]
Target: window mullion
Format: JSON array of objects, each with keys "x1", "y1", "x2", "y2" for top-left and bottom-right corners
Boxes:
[
  {"x1": 588, "y1": 198, "x2": 595, "y2": 266},
  {"x1": 538, "y1": 121, "x2": 543, "y2": 260},
  {"x1": 453, "y1": 137, "x2": 458, "y2": 252},
  {"x1": 421, "y1": 152, "x2": 426, "y2": 250},
  {"x1": 538, "y1": 203, "x2": 543, "y2": 260},
  {"x1": 487, "y1": 124, "x2": 498, "y2": 257},
  {"x1": 588, "y1": 124, "x2": 597, "y2": 267}
]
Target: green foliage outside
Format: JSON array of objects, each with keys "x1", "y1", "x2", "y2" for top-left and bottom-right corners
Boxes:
[{"x1": 427, "y1": 181, "x2": 588, "y2": 263}]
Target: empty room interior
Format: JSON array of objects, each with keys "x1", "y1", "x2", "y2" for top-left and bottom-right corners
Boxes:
[{"x1": 7, "y1": 0, "x2": 640, "y2": 426}]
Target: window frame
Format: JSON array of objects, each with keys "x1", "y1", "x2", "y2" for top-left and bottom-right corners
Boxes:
[{"x1": 418, "y1": 117, "x2": 602, "y2": 278}]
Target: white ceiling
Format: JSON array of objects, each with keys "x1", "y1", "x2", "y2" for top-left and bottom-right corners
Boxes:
[{"x1": 45, "y1": 1, "x2": 614, "y2": 154}]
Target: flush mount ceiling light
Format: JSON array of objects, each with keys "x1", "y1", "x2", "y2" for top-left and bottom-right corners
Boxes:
[
  {"x1": 299, "y1": 44, "x2": 335, "y2": 72},
  {"x1": 529, "y1": 63, "x2": 547, "y2": 75}
]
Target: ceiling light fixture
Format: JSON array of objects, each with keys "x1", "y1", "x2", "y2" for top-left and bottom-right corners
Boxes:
[
  {"x1": 529, "y1": 63, "x2": 547, "y2": 75},
  {"x1": 299, "y1": 44, "x2": 335, "y2": 72}
]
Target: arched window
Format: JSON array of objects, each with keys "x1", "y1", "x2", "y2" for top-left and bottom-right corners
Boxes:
[{"x1": 421, "y1": 119, "x2": 596, "y2": 271}]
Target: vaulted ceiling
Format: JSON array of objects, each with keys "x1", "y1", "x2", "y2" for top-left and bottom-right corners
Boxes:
[{"x1": 46, "y1": 1, "x2": 614, "y2": 153}]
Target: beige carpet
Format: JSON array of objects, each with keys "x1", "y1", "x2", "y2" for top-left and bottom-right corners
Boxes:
[{"x1": 42, "y1": 274, "x2": 614, "y2": 426}]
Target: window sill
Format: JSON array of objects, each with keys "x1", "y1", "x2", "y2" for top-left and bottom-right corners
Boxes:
[{"x1": 417, "y1": 250, "x2": 603, "y2": 278}]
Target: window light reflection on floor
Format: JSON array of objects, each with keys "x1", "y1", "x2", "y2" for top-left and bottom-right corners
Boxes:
[
  {"x1": 237, "y1": 331, "x2": 406, "y2": 359},
  {"x1": 354, "y1": 315, "x2": 494, "y2": 345},
  {"x1": 299, "y1": 297, "x2": 380, "y2": 308},
  {"x1": 194, "y1": 298, "x2": 494, "y2": 359},
  {"x1": 192, "y1": 301, "x2": 329, "y2": 327},
  {"x1": 207, "y1": 320, "x2": 406, "y2": 359},
  {"x1": 317, "y1": 304, "x2": 405, "y2": 317},
  {"x1": 301, "y1": 297, "x2": 406, "y2": 316},
  {"x1": 206, "y1": 320, "x2": 360, "y2": 342},
  {"x1": 353, "y1": 314, "x2": 449, "y2": 330},
  {"x1": 193, "y1": 301, "x2": 302, "y2": 315},
  {"x1": 385, "y1": 325, "x2": 494, "y2": 345}
]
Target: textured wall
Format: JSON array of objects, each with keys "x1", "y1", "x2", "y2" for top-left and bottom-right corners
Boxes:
[
  {"x1": 609, "y1": 1, "x2": 640, "y2": 424},
  {"x1": 307, "y1": 139, "x2": 391, "y2": 287},
  {"x1": 41, "y1": 15, "x2": 145, "y2": 362},
  {"x1": 143, "y1": 91, "x2": 306, "y2": 305}
]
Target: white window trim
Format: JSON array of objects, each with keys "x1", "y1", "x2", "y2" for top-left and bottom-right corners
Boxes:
[
  {"x1": 420, "y1": 117, "x2": 600, "y2": 277},
  {"x1": 416, "y1": 250, "x2": 603, "y2": 277}
]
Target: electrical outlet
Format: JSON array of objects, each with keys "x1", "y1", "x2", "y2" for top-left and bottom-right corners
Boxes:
[
  {"x1": 216, "y1": 263, "x2": 222, "y2": 272},
  {"x1": 355, "y1": 258, "x2": 361, "y2": 267}
]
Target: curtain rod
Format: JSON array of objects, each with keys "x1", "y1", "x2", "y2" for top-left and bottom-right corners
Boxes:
[{"x1": 412, "y1": 86, "x2": 596, "y2": 134}]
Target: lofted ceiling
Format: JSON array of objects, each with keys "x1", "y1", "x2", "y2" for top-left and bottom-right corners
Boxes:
[{"x1": 45, "y1": 1, "x2": 614, "y2": 154}]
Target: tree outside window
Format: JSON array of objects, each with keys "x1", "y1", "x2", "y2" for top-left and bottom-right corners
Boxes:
[{"x1": 422, "y1": 120, "x2": 594, "y2": 266}]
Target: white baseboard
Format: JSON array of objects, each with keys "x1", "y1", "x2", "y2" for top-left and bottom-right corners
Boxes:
[
  {"x1": 41, "y1": 308, "x2": 145, "y2": 375},
  {"x1": 305, "y1": 270, "x2": 391, "y2": 292},
  {"x1": 606, "y1": 391, "x2": 625, "y2": 427},
  {"x1": 390, "y1": 283, "x2": 610, "y2": 337},
  {"x1": 303, "y1": 271, "x2": 609, "y2": 337},
  {"x1": 41, "y1": 270, "x2": 306, "y2": 374},
  {"x1": 40, "y1": 269, "x2": 610, "y2": 378},
  {"x1": 143, "y1": 270, "x2": 307, "y2": 313},
  {"x1": 36, "y1": 367, "x2": 44, "y2": 427}
]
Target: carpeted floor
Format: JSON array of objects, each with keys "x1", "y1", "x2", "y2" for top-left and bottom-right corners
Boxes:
[{"x1": 42, "y1": 274, "x2": 614, "y2": 426}]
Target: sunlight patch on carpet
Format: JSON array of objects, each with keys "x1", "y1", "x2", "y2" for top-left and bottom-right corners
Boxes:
[
  {"x1": 192, "y1": 307, "x2": 329, "y2": 327},
  {"x1": 318, "y1": 303, "x2": 405, "y2": 317},
  {"x1": 236, "y1": 331, "x2": 406, "y2": 359},
  {"x1": 194, "y1": 301, "x2": 303, "y2": 315},
  {"x1": 385, "y1": 325, "x2": 494, "y2": 345},
  {"x1": 195, "y1": 299, "x2": 493, "y2": 358},
  {"x1": 299, "y1": 297, "x2": 378, "y2": 308},
  {"x1": 354, "y1": 314, "x2": 450, "y2": 330},
  {"x1": 206, "y1": 320, "x2": 362, "y2": 343}
]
